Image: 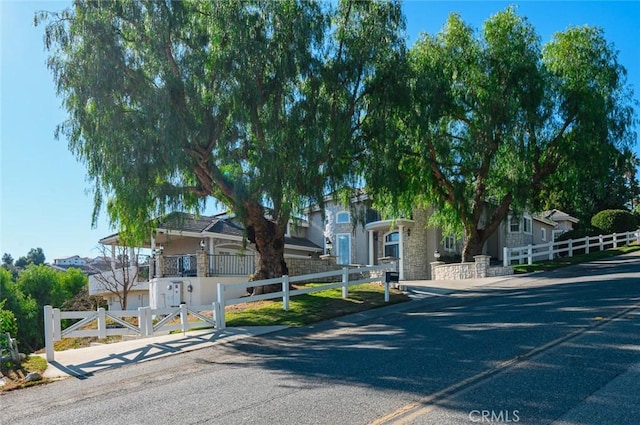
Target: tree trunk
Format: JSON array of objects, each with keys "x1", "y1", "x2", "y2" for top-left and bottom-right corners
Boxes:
[
  {"x1": 245, "y1": 204, "x2": 288, "y2": 295},
  {"x1": 462, "y1": 229, "x2": 486, "y2": 263}
]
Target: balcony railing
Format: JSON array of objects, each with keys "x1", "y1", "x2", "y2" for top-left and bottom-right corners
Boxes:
[
  {"x1": 209, "y1": 254, "x2": 255, "y2": 276},
  {"x1": 152, "y1": 253, "x2": 254, "y2": 278},
  {"x1": 162, "y1": 254, "x2": 198, "y2": 277}
]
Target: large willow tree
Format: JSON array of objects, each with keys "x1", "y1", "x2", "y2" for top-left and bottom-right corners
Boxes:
[
  {"x1": 362, "y1": 7, "x2": 636, "y2": 261},
  {"x1": 38, "y1": 0, "x2": 404, "y2": 286}
]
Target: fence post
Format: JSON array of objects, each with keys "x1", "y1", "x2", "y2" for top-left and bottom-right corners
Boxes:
[
  {"x1": 53, "y1": 308, "x2": 61, "y2": 342},
  {"x1": 599, "y1": 235, "x2": 604, "y2": 251},
  {"x1": 585, "y1": 237, "x2": 590, "y2": 254},
  {"x1": 43, "y1": 305, "x2": 55, "y2": 362},
  {"x1": 383, "y1": 274, "x2": 390, "y2": 303},
  {"x1": 613, "y1": 233, "x2": 618, "y2": 248},
  {"x1": 342, "y1": 267, "x2": 349, "y2": 299},
  {"x1": 143, "y1": 307, "x2": 153, "y2": 336},
  {"x1": 282, "y1": 275, "x2": 290, "y2": 311},
  {"x1": 527, "y1": 245, "x2": 533, "y2": 265},
  {"x1": 548, "y1": 242, "x2": 554, "y2": 261},
  {"x1": 138, "y1": 307, "x2": 146, "y2": 337},
  {"x1": 216, "y1": 282, "x2": 226, "y2": 330},
  {"x1": 98, "y1": 307, "x2": 107, "y2": 339},
  {"x1": 568, "y1": 239, "x2": 573, "y2": 257},
  {"x1": 503, "y1": 247, "x2": 509, "y2": 267},
  {"x1": 180, "y1": 303, "x2": 188, "y2": 334}
]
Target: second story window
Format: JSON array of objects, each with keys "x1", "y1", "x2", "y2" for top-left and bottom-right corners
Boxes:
[{"x1": 336, "y1": 211, "x2": 350, "y2": 224}]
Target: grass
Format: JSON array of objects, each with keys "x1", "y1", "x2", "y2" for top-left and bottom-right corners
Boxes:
[
  {"x1": 512, "y1": 244, "x2": 640, "y2": 274},
  {"x1": 226, "y1": 283, "x2": 410, "y2": 327},
  {"x1": 1, "y1": 355, "x2": 50, "y2": 391}
]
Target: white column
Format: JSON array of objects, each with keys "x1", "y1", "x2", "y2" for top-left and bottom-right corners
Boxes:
[
  {"x1": 398, "y1": 224, "x2": 405, "y2": 281},
  {"x1": 368, "y1": 230, "x2": 375, "y2": 265},
  {"x1": 110, "y1": 244, "x2": 116, "y2": 270}
]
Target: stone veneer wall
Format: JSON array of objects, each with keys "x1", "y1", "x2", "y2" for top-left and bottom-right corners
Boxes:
[
  {"x1": 432, "y1": 255, "x2": 514, "y2": 280},
  {"x1": 404, "y1": 209, "x2": 430, "y2": 280},
  {"x1": 286, "y1": 258, "x2": 343, "y2": 282}
]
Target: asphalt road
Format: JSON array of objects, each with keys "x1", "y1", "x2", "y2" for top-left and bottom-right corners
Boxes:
[{"x1": 3, "y1": 253, "x2": 640, "y2": 425}]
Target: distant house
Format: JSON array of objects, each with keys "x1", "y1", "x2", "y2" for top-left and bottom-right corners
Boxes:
[{"x1": 53, "y1": 255, "x2": 88, "y2": 268}]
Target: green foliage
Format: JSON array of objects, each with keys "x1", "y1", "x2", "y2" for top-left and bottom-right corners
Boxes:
[
  {"x1": 556, "y1": 227, "x2": 601, "y2": 242},
  {"x1": 37, "y1": 0, "x2": 405, "y2": 279},
  {"x1": 0, "y1": 301, "x2": 18, "y2": 337},
  {"x1": 1, "y1": 265, "x2": 86, "y2": 352},
  {"x1": 361, "y1": 7, "x2": 636, "y2": 260},
  {"x1": 591, "y1": 209, "x2": 638, "y2": 234},
  {"x1": 0, "y1": 268, "x2": 37, "y2": 352}
]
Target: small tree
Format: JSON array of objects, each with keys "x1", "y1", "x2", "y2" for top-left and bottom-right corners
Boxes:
[{"x1": 89, "y1": 245, "x2": 141, "y2": 310}]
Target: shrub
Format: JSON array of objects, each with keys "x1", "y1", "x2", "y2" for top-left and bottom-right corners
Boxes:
[
  {"x1": 591, "y1": 209, "x2": 637, "y2": 234},
  {"x1": 0, "y1": 301, "x2": 18, "y2": 337},
  {"x1": 556, "y1": 227, "x2": 600, "y2": 242}
]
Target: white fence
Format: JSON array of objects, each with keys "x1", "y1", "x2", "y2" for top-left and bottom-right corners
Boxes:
[
  {"x1": 43, "y1": 264, "x2": 396, "y2": 362},
  {"x1": 213, "y1": 264, "x2": 396, "y2": 329},
  {"x1": 503, "y1": 230, "x2": 640, "y2": 266},
  {"x1": 43, "y1": 304, "x2": 217, "y2": 362}
]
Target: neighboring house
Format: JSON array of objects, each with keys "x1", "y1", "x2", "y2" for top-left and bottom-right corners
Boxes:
[
  {"x1": 542, "y1": 209, "x2": 580, "y2": 241},
  {"x1": 53, "y1": 255, "x2": 88, "y2": 267},
  {"x1": 96, "y1": 212, "x2": 324, "y2": 309},
  {"x1": 312, "y1": 196, "x2": 579, "y2": 281}
]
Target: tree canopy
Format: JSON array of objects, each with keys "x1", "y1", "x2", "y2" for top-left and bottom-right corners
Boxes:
[
  {"x1": 38, "y1": 0, "x2": 405, "y2": 283},
  {"x1": 362, "y1": 7, "x2": 636, "y2": 260}
]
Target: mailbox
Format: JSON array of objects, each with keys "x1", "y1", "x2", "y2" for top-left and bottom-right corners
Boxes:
[{"x1": 385, "y1": 271, "x2": 399, "y2": 283}]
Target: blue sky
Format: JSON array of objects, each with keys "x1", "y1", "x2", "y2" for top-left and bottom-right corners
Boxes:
[{"x1": 1, "y1": 1, "x2": 639, "y2": 262}]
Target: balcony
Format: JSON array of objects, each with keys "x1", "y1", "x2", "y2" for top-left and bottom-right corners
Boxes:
[{"x1": 152, "y1": 251, "x2": 255, "y2": 278}]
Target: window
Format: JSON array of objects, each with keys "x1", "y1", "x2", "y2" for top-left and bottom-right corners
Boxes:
[
  {"x1": 541, "y1": 228, "x2": 547, "y2": 241},
  {"x1": 336, "y1": 234, "x2": 351, "y2": 265},
  {"x1": 384, "y1": 231, "x2": 399, "y2": 258},
  {"x1": 444, "y1": 235, "x2": 456, "y2": 252},
  {"x1": 336, "y1": 211, "x2": 350, "y2": 224},
  {"x1": 509, "y1": 216, "x2": 520, "y2": 233},
  {"x1": 523, "y1": 216, "x2": 532, "y2": 234}
]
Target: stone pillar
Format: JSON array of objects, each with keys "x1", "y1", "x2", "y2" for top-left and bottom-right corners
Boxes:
[
  {"x1": 474, "y1": 255, "x2": 491, "y2": 278},
  {"x1": 157, "y1": 254, "x2": 164, "y2": 278},
  {"x1": 430, "y1": 261, "x2": 444, "y2": 280},
  {"x1": 196, "y1": 250, "x2": 208, "y2": 277}
]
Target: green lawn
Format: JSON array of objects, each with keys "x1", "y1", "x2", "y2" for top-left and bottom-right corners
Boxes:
[
  {"x1": 225, "y1": 283, "x2": 410, "y2": 327},
  {"x1": 512, "y1": 244, "x2": 640, "y2": 274}
]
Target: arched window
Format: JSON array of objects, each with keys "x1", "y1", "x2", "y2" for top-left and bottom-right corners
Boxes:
[{"x1": 384, "y1": 231, "x2": 399, "y2": 258}]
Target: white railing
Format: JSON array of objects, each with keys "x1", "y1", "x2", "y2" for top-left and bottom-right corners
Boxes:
[
  {"x1": 503, "y1": 230, "x2": 640, "y2": 266},
  {"x1": 212, "y1": 264, "x2": 396, "y2": 330},
  {"x1": 43, "y1": 304, "x2": 217, "y2": 362}
]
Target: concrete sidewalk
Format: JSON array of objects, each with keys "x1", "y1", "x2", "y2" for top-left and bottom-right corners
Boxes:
[{"x1": 37, "y1": 325, "x2": 287, "y2": 379}]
